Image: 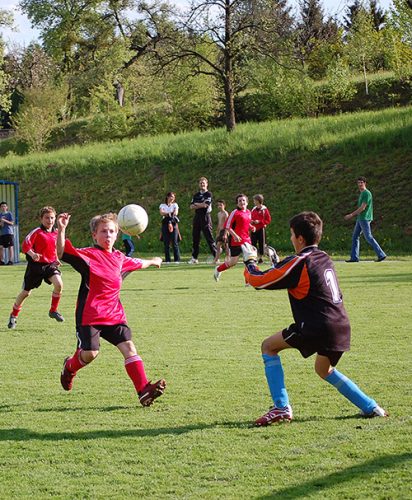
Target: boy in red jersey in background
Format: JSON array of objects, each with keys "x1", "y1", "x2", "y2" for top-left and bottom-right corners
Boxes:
[
  {"x1": 251, "y1": 194, "x2": 272, "y2": 264},
  {"x1": 213, "y1": 194, "x2": 255, "y2": 282},
  {"x1": 57, "y1": 212, "x2": 166, "y2": 407},
  {"x1": 8, "y1": 206, "x2": 64, "y2": 329},
  {"x1": 242, "y1": 211, "x2": 387, "y2": 426}
]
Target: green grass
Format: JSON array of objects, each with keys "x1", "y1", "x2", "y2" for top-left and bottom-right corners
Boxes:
[
  {"x1": 0, "y1": 258, "x2": 411, "y2": 498},
  {"x1": 1, "y1": 106, "x2": 412, "y2": 254}
]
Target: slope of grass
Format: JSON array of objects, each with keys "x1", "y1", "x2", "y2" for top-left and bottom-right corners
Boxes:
[
  {"x1": 0, "y1": 260, "x2": 411, "y2": 498},
  {"x1": 1, "y1": 106, "x2": 411, "y2": 253}
]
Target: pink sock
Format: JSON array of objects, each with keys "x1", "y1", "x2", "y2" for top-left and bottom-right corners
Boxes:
[
  {"x1": 125, "y1": 355, "x2": 148, "y2": 393},
  {"x1": 217, "y1": 262, "x2": 230, "y2": 273},
  {"x1": 66, "y1": 349, "x2": 87, "y2": 374}
]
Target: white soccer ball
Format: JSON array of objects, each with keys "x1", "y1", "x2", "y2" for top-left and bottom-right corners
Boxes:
[{"x1": 118, "y1": 204, "x2": 149, "y2": 236}]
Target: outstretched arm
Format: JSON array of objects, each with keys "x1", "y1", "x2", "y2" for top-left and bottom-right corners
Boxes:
[
  {"x1": 139, "y1": 257, "x2": 162, "y2": 269},
  {"x1": 56, "y1": 213, "x2": 71, "y2": 259}
]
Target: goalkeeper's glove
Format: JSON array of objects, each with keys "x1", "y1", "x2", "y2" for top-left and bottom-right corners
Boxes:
[{"x1": 264, "y1": 245, "x2": 280, "y2": 266}]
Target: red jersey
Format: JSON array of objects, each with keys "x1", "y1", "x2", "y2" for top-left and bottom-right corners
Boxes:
[
  {"x1": 225, "y1": 208, "x2": 253, "y2": 247},
  {"x1": 22, "y1": 226, "x2": 59, "y2": 264},
  {"x1": 251, "y1": 205, "x2": 271, "y2": 231},
  {"x1": 61, "y1": 240, "x2": 143, "y2": 326}
]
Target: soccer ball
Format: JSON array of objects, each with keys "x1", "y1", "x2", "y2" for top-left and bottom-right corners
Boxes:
[{"x1": 117, "y1": 204, "x2": 149, "y2": 236}]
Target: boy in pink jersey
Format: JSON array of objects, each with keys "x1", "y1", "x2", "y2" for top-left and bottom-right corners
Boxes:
[
  {"x1": 213, "y1": 194, "x2": 255, "y2": 282},
  {"x1": 57, "y1": 212, "x2": 166, "y2": 407},
  {"x1": 8, "y1": 206, "x2": 64, "y2": 329}
]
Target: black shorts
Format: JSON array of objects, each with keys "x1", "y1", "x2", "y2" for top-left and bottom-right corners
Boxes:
[
  {"x1": 229, "y1": 245, "x2": 243, "y2": 257},
  {"x1": 23, "y1": 261, "x2": 61, "y2": 291},
  {"x1": 76, "y1": 324, "x2": 132, "y2": 351},
  {"x1": 282, "y1": 323, "x2": 344, "y2": 366},
  {"x1": 0, "y1": 234, "x2": 14, "y2": 247}
]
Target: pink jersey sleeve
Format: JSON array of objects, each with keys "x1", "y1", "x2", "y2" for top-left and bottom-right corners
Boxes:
[{"x1": 122, "y1": 256, "x2": 143, "y2": 273}]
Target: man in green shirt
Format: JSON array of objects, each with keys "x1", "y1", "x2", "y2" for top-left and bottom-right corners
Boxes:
[{"x1": 344, "y1": 176, "x2": 387, "y2": 262}]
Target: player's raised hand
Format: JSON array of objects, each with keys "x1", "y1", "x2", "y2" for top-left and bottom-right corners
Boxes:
[
  {"x1": 151, "y1": 257, "x2": 162, "y2": 268},
  {"x1": 57, "y1": 213, "x2": 71, "y2": 229}
]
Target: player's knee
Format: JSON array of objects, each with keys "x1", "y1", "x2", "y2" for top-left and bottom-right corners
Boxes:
[
  {"x1": 261, "y1": 337, "x2": 274, "y2": 355},
  {"x1": 82, "y1": 350, "x2": 99, "y2": 363},
  {"x1": 315, "y1": 364, "x2": 331, "y2": 379}
]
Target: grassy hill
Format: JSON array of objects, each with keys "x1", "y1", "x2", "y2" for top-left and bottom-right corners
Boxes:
[{"x1": 1, "y1": 106, "x2": 411, "y2": 255}]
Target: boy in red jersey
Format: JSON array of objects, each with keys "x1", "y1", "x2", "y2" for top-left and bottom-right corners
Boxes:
[
  {"x1": 243, "y1": 211, "x2": 387, "y2": 426},
  {"x1": 213, "y1": 194, "x2": 255, "y2": 282},
  {"x1": 8, "y1": 206, "x2": 64, "y2": 329},
  {"x1": 57, "y1": 212, "x2": 166, "y2": 407},
  {"x1": 250, "y1": 194, "x2": 272, "y2": 264}
]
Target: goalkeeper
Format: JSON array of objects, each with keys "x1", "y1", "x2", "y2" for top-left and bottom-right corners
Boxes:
[{"x1": 242, "y1": 211, "x2": 387, "y2": 426}]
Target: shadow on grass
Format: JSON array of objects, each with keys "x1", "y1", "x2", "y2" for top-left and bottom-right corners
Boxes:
[
  {"x1": 0, "y1": 420, "x2": 252, "y2": 441},
  {"x1": 257, "y1": 452, "x2": 412, "y2": 499}
]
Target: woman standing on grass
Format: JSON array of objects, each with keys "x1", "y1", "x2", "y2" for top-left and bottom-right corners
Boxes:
[{"x1": 159, "y1": 192, "x2": 181, "y2": 263}]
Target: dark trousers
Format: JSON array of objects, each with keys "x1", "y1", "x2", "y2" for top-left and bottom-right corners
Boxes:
[
  {"x1": 162, "y1": 221, "x2": 180, "y2": 262},
  {"x1": 192, "y1": 215, "x2": 216, "y2": 258},
  {"x1": 123, "y1": 239, "x2": 135, "y2": 257},
  {"x1": 251, "y1": 228, "x2": 266, "y2": 257}
]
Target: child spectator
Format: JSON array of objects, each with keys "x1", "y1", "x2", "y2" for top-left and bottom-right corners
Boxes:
[
  {"x1": 213, "y1": 199, "x2": 229, "y2": 264},
  {"x1": 251, "y1": 194, "x2": 272, "y2": 264}
]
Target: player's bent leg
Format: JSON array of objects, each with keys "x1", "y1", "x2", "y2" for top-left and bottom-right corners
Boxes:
[
  {"x1": 117, "y1": 341, "x2": 166, "y2": 406},
  {"x1": 49, "y1": 274, "x2": 64, "y2": 321},
  {"x1": 322, "y1": 360, "x2": 388, "y2": 417},
  {"x1": 60, "y1": 349, "x2": 94, "y2": 391}
]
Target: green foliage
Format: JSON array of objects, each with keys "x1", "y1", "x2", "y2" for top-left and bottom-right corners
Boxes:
[
  {"x1": 1, "y1": 107, "x2": 411, "y2": 254},
  {"x1": 240, "y1": 61, "x2": 318, "y2": 119},
  {"x1": 0, "y1": 261, "x2": 411, "y2": 497},
  {"x1": 12, "y1": 84, "x2": 67, "y2": 152},
  {"x1": 323, "y1": 58, "x2": 357, "y2": 110},
  {"x1": 0, "y1": 38, "x2": 11, "y2": 113}
]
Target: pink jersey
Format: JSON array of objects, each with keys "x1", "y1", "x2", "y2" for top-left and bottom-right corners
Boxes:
[
  {"x1": 62, "y1": 240, "x2": 143, "y2": 326},
  {"x1": 225, "y1": 208, "x2": 253, "y2": 247},
  {"x1": 22, "y1": 226, "x2": 58, "y2": 263}
]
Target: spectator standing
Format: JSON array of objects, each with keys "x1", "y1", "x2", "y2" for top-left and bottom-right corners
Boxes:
[
  {"x1": 344, "y1": 176, "x2": 387, "y2": 262},
  {"x1": 0, "y1": 201, "x2": 15, "y2": 265},
  {"x1": 159, "y1": 192, "x2": 181, "y2": 263},
  {"x1": 251, "y1": 194, "x2": 272, "y2": 264},
  {"x1": 188, "y1": 177, "x2": 216, "y2": 263}
]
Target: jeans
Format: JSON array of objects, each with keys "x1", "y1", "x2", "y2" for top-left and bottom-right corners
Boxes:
[{"x1": 350, "y1": 219, "x2": 386, "y2": 261}]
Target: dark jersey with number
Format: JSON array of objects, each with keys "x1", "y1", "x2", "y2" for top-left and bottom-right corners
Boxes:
[{"x1": 244, "y1": 246, "x2": 351, "y2": 352}]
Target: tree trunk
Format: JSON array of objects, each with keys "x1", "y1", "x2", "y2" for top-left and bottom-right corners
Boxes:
[
  {"x1": 224, "y1": 0, "x2": 236, "y2": 132},
  {"x1": 362, "y1": 54, "x2": 369, "y2": 96},
  {"x1": 115, "y1": 82, "x2": 125, "y2": 107}
]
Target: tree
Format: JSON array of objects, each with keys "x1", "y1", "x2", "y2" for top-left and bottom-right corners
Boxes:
[
  {"x1": 0, "y1": 9, "x2": 14, "y2": 115},
  {"x1": 345, "y1": 8, "x2": 381, "y2": 95},
  {"x1": 154, "y1": 0, "x2": 296, "y2": 131},
  {"x1": 13, "y1": 84, "x2": 67, "y2": 152}
]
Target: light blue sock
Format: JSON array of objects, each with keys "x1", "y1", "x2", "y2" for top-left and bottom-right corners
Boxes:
[
  {"x1": 325, "y1": 369, "x2": 376, "y2": 414},
  {"x1": 262, "y1": 354, "x2": 289, "y2": 408}
]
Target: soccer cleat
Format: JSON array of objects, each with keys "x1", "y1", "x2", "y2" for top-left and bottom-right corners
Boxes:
[
  {"x1": 60, "y1": 357, "x2": 75, "y2": 391},
  {"x1": 188, "y1": 257, "x2": 199, "y2": 264},
  {"x1": 138, "y1": 379, "x2": 166, "y2": 407},
  {"x1": 255, "y1": 405, "x2": 293, "y2": 426},
  {"x1": 360, "y1": 405, "x2": 388, "y2": 418},
  {"x1": 7, "y1": 315, "x2": 17, "y2": 329},
  {"x1": 213, "y1": 267, "x2": 221, "y2": 282},
  {"x1": 265, "y1": 245, "x2": 280, "y2": 265},
  {"x1": 49, "y1": 310, "x2": 65, "y2": 322}
]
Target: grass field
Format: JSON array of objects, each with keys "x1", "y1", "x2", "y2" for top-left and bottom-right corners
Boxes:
[{"x1": 0, "y1": 257, "x2": 411, "y2": 499}]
